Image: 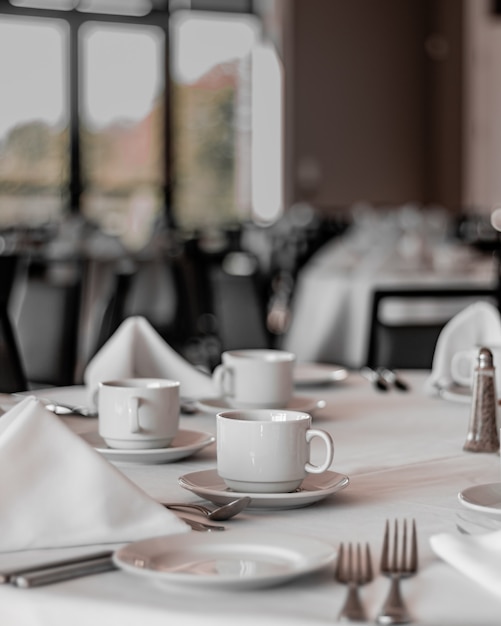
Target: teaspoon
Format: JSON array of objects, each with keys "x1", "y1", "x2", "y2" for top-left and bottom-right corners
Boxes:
[{"x1": 162, "y1": 496, "x2": 251, "y2": 521}]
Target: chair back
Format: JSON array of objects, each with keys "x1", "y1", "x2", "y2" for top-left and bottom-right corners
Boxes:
[
  {"x1": 366, "y1": 287, "x2": 498, "y2": 369},
  {"x1": 16, "y1": 257, "x2": 84, "y2": 387},
  {"x1": 0, "y1": 255, "x2": 27, "y2": 392}
]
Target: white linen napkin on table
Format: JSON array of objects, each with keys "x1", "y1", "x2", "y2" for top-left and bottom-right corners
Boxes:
[
  {"x1": 424, "y1": 301, "x2": 501, "y2": 395},
  {"x1": 84, "y1": 315, "x2": 216, "y2": 405},
  {"x1": 0, "y1": 396, "x2": 190, "y2": 552},
  {"x1": 430, "y1": 529, "x2": 501, "y2": 600}
]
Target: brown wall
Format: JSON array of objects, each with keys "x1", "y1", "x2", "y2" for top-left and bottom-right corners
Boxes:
[{"x1": 284, "y1": 0, "x2": 463, "y2": 212}]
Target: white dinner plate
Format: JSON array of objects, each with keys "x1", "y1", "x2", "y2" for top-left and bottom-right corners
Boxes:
[
  {"x1": 294, "y1": 362, "x2": 348, "y2": 386},
  {"x1": 113, "y1": 530, "x2": 335, "y2": 590},
  {"x1": 458, "y1": 482, "x2": 501, "y2": 515},
  {"x1": 80, "y1": 429, "x2": 215, "y2": 464},
  {"x1": 195, "y1": 395, "x2": 326, "y2": 415},
  {"x1": 178, "y1": 469, "x2": 349, "y2": 510}
]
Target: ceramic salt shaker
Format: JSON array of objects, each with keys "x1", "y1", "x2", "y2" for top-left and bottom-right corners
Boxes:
[{"x1": 463, "y1": 347, "x2": 500, "y2": 452}]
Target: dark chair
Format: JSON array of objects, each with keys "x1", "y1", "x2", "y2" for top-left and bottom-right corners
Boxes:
[
  {"x1": 0, "y1": 306, "x2": 28, "y2": 393},
  {"x1": 16, "y1": 257, "x2": 85, "y2": 387},
  {"x1": 90, "y1": 260, "x2": 136, "y2": 357},
  {"x1": 208, "y1": 252, "x2": 271, "y2": 352},
  {"x1": 0, "y1": 255, "x2": 28, "y2": 392},
  {"x1": 366, "y1": 287, "x2": 498, "y2": 369}
]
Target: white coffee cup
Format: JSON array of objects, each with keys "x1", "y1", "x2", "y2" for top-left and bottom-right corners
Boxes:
[
  {"x1": 212, "y1": 349, "x2": 296, "y2": 409},
  {"x1": 216, "y1": 409, "x2": 334, "y2": 493},
  {"x1": 451, "y1": 345, "x2": 501, "y2": 389},
  {"x1": 98, "y1": 378, "x2": 180, "y2": 449}
]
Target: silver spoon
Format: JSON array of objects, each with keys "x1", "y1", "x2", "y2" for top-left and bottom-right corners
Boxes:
[
  {"x1": 178, "y1": 516, "x2": 225, "y2": 532},
  {"x1": 162, "y1": 496, "x2": 251, "y2": 521},
  {"x1": 44, "y1": 402, "x2": 97, "y2": 417}
]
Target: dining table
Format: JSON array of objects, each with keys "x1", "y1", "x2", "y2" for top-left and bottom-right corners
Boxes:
[
  {"x1": 1, "y1": 369, "x2": 501, "y2": 625},
  {"x1": 282, "y1": 208, "x2": 498, "y2": 368}
]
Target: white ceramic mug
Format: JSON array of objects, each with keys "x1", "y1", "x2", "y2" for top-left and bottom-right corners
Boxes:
[
  {"x1": 98, "y1": 378, "x2": 180, "y2": 449},
  {"x1": 216, "y1": 409, "x2": 334, "y2": 493},
  {"x1": 451, "y1": 345, "x2": 501, "y2": 389},
  {"x1": 212, "y1": 349, "x2": 296, "y2": 409}
]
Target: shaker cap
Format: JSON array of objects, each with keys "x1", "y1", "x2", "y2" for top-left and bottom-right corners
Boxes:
[{"x1": 478, "y1": 347, "x2": 494, "y2": 368}]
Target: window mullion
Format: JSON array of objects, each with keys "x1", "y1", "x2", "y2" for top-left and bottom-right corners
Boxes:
[{"x1": 69, "y1": 18, "x2": 81, "y2": 212}]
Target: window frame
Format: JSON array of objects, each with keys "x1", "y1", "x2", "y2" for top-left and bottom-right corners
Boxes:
[{"x1": 0, "y1": 0, "x2": 257, "y2": 230}]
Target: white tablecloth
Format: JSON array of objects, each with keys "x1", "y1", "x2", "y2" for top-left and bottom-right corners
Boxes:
[
  {"x1": 282, "y1": 227, "x2": 496, "y2": 368},
  {"x1": 1, "y1": 371, "x2": 501, "y2": 625}
]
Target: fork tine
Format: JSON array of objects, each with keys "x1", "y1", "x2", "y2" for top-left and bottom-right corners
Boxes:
[
  {"x1": 401, "y1": 518, "x2": 408, "y2": 571},
  {"x1": 335, "y1": 542, "x2": 345, "y2": 580},
  {"x1": 380, "y1": 519, "x2": 390, "y2": 571},
  {"x1": 347, "y1": 543, "x2": 353, "y2": 581},
  {"x1": 392, "y1": 519, "x2": 399, "y2": 571},
  {"x1": 409, "y1": 518, "x2": 418, "y2": 573},
  {"x1": 364, "y1": 542, "x2": 374, "y2": 582},
  {"x1": 355, "y1": 543, "x2": 362, "y2": 584}
]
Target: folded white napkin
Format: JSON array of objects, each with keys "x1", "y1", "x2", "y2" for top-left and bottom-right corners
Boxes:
[
  {"x1": 425, "y1": 302, "x2": 501, "y2": 394},
  {"x1": 0, "y1": 396, "x2": 190, "y2": 552},
  {"x1": 430, "y1": 528, "x2": 501, "y2": 600},
  {"x1": 84, "y1": 316, "x2": 216, "y2": 405}
]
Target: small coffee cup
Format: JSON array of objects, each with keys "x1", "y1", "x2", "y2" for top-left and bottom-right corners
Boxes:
[
  {"x1": 212, "y1": 349, "x2": 296, "y2": 409},
  {"x1": 451, "y1": 345, "x2": 501, "y2": 390},
  {"x1": 216, "y1": 409, "x2": 334, "y2": 493},
  {"x1": 98, "y1": 378, "x2": 180, "y2": 449}
]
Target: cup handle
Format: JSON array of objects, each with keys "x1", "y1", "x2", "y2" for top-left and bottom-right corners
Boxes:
[
  {"x1": 451, "y1": 352, "x2": 474, "y2": 386},
  {"x1": 128, "y1": 397, "x2": 140, "y2": 433},
  {"x1": 212, "y1": 365, "x2": 234, "y2": 398},
  {"x1": 305, "y1": 429, "x2": 334, "y2": 474}
]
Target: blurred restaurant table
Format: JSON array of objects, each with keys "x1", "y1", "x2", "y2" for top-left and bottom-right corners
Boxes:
[
  {"x1": 1, "y1": 370, "x2": 501, "y2": 625},
  {"x1": 282, "y1": 207, "x2": 498, "y2": 368}
]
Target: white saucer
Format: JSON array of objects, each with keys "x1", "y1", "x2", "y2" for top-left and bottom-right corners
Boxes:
[
  {"x1": 441, "y1": 383, "x2": 501, "y2": 406},
  {"x1": 178, "y1": 469, "x2": 349, "y2": 510},
  {"x1": 439, "y1": 383, "x2": 472, "y2": 404},
  {"x1": 80, "y1": 429, "x2": 215, "y2": 464},
  {"x1": 113, "y1": 530, "x2": 335, "y2": 590},
  {"x1": 294, "y1": 362, "x2": 348, "y2": 386},
  {"x1": 195, "y1": 395, "x2": 326, "y2": 415},
  {"x1": 458, "y1": 482, "x2": 501, "y2": 515}
]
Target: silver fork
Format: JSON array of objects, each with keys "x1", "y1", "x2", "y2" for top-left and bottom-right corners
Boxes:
[
  {"x1": 377, "y1": 519, "x2": 418, "y2": 625},
  {"x1": 335, "y1": 542, "x2": 374, "y2": 622}
]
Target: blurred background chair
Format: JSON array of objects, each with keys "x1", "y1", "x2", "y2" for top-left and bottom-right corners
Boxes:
[
  {"x1": 366, "y1": 287, "x2": 499, "y2": 369},
  {"x1": 15, "y1": 256, "x2": 85, "y2": 388},
  {"x1": 208, "y1": 251, "x2": 271, "y2": 352},
  {"x1": 88, "y1": 259, "x2": 136, "y2": 358},
  {"x1": 0, "y1": 255, "x2": 27, "y2": 392}
]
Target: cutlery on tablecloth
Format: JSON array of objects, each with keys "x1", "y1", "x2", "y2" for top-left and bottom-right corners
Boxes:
[
  {"x1": 1, "y1": 550, "x2": 116, "y2": 588},
  {"x1": 376, "y1": 518, "x2": 418, "y2": 625},
  {"x1": 3, "y1": 518, "x2": 223, "y2": 588},
  {"x1": 377, "y1": 368, "x2": 410, "y2": 392},
  {"x1": 335, "y1": 542, "x2": 374, "y2": 622},
  {"x1": 162, "y1": 496, "x2": 251, "y2": 521},
  {"x1": 28, "y1": 397, "x2": 198, "y2": 417},
  {"x1": 178, "y1": 515, "x2": 225, "y2": 531},
  {"x1": 360, "y1": 367, "x2": 389, "y2": 392}
]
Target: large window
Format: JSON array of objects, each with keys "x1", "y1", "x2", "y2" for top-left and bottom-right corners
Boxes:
[
  {"x1": 0, "y1": 15, "x2": 68, "y2": 227},
  {"x1": 170, "y1": 11, "x2": 257, "y2": 230},
  {"x1": 80, "y1": 22, "x2": 165, "y2": 249},
  {"x1": 0, "y1": 1, "x2": 283, "y2": 246}
]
